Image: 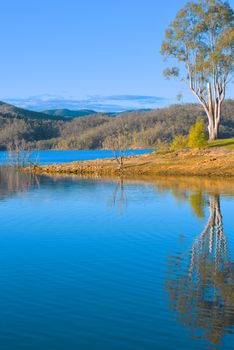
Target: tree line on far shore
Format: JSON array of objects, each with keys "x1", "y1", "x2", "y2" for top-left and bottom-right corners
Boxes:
[{"x1": 0, "y1": 100, "x2": 233, "y2": 151}]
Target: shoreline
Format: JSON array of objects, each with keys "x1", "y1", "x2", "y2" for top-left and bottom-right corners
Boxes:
[{"x1": 23, "y1": 147, "x2": 234, "y2": 178}]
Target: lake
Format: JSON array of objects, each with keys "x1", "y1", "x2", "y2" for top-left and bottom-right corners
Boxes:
[
  {"x1": 0, "y1": 161, "x2": 233, "y2": 349},
  {"x1": 0, "y1": 149, "x2": 152, "y2": 166}
]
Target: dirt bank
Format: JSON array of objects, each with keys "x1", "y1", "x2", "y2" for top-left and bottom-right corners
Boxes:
[{"x1": 24, "y1": 148, "x2": 234, "y2": 178}]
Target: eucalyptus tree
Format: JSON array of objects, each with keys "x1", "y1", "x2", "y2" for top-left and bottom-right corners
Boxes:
[{"x1": 161, "y1": 0, "x2": 234, "y2": 140}]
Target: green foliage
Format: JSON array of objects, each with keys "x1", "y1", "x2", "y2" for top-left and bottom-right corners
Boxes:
[
  {"x1": 188, "y1": 119, "x2": 208, "y2": 148},
  {"x1": 170, "y1": 135, "x2": 188, "y2": 150},
  {"x1": 155, "y1": 139, "x2": 170, "y2": 153},
  {"x1": 161, "y1": 0, "x2": 234, "y2": 140},
  {"x1": 163, "y1": 67, "x2": 180, "y2": 80},
  {"x1": 189, "y1": 191, "x2": 206, "y2": 219},
  {"x1": 161, "y1": 0, "x2": 234, "y2": 85}
]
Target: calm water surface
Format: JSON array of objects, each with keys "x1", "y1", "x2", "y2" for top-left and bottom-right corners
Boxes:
[
  {"x1": 0, "y1": 166, "x2": 233, "y2": 350},
  {"x1": 0, "y1": 149, "x2": 152, "y2": 165}
]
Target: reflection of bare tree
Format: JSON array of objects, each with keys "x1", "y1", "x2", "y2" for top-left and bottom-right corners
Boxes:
[
  {"x1": 108, "y1": 177, "x2": 128, "y2": 214},
  {"x1": 166, "y1": 195, "x2": 234, "y2": 347},
  {"x1": 0, "y1": 167, "x2": 39, "y2": 200}
]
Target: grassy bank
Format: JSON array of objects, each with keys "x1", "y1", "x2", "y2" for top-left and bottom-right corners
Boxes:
[
  {"x1": 208, "y1": 137, "x2": 234, "y2": 149},
  {"x1": 25, "y1": 144, "x2": 234, "y2": 178}
]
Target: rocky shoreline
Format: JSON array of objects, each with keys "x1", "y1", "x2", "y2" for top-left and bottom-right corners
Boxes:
[{"x1": 23, "y1": 148, "x2": 234, "y2": 178}]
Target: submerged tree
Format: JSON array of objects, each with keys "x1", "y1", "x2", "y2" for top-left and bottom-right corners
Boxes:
[
  {"x1": 102, "y1": 119, "x2": 129, "y2": 173},
  {"x1": 161, "y1": 0, "x2": 234, "y2": 140},
  {"x1": 166, "y1": 194, "x2": 234, "y2": 346}
]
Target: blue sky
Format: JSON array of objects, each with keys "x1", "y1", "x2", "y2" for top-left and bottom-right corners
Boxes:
[{"x1": 1, "y1": 0, "x2": 233, "y2": 112}]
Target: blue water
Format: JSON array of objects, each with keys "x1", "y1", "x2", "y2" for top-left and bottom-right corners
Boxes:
[
  {"x1": 0, "y1": 149, "x2": 152, "y2": 165},
  {"x1": 0, "y1": 166, "x2": 233, "y2": 350}
]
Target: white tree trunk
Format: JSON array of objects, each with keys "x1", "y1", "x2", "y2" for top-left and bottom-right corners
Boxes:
[
  {"x1": 206, "y1": 83, "x2": 221, "y2": 141},
  {"x1": 207, "y1": 113, "x2": 220, "y2": 141}
]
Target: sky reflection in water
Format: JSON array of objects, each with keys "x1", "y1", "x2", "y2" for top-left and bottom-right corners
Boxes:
[{"x1": 0, "y1": 167, "x2": 233, "y2": 350}]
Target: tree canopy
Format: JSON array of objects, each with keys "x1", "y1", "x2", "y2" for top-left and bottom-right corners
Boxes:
[{"x1": 161, "y1": 0, "x2": 234, "y2": 140}]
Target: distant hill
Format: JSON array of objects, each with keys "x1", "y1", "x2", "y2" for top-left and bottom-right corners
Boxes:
[
  {"x1": 0, "y1": 99, "x2": 233, "y2": 151},
  {"x1": 0, "y1": 101, "x2": 64, "y2": 121},
  {"x1": 43, "y1": 109, "x2": 97, "y2": 118}
]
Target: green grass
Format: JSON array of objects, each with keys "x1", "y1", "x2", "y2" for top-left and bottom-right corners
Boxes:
[{"x1": 208, "y1": 138, "x2": 234, "y2": 149}]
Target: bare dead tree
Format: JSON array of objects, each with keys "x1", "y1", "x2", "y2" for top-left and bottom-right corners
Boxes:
[
  {"x1": 6, "y1": 138, "x2": 40, "y2": 169},
  {"x1": 103, "y1": 119, "x2": 129, "y2": 173},
  {"x1": 7, "y1": 139, "x2": 31, "y2": 168}
]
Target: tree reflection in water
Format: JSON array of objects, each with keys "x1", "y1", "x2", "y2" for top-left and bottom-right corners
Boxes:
[
  {"x1": 166, "y1": 194, "x2": 234, "y2": 347},
  {"x1": 107, "y1": 176, "x2": 128, "y2": 214},
  {"x1": 0, "y1": 166, "x2": 39, "y2": 200}
]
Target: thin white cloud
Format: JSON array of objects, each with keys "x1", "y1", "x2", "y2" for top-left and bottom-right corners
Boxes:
[{"x1": 3, "y1": 94, "x2": 171, "y2": 112}]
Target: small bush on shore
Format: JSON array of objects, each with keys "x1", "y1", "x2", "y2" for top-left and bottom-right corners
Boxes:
[
  {"x1": 170, "y1": 135, "x2": 188, "y2": 150},
  {"x1": 188, "y1": 120, "x2": 208, "y2": 149},
  {"x1": 155, "y1": 139, "x2": 170, "y2": 153}
]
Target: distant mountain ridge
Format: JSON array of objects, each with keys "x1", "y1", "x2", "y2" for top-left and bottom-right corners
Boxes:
[
  {"x1": 0, "y1": 101, "x2": 64, "y2": 121},
  {"x1": 0, "y1": 101, "x2": 117, "y2": 121},
  {"x1": 0, "y1": 101, "x2": 152, "y2": 121},
  {"x1": 43, "y1": 108, "x2": 97, "y2": 118}
]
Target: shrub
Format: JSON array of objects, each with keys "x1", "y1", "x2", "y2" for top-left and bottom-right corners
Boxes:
[
  {"x1": 155, "y1": 139, "x2": 170, "y2": 153},
  {"x1": 188, "y1": 120, "x2": 208, "y2": 149},
  {"x1": 170, "y1": 135, "x2": 188, "y2": 150}
]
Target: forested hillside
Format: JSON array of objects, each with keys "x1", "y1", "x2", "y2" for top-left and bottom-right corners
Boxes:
[{"x1": 0, "y1": 100, "x2": 233, "y2": 150}]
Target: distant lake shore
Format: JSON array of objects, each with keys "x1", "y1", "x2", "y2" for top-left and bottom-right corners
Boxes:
[{"x1": 0, "y1": 149, "x2": 152, "y2": 166}]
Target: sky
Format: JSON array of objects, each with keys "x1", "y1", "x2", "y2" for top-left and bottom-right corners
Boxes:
[{"x1": 0, "y1": 0, "x2": 233, "y2": 112}]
